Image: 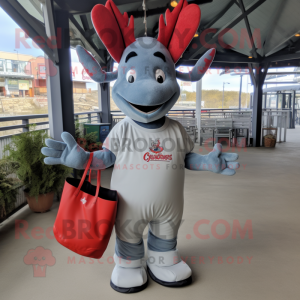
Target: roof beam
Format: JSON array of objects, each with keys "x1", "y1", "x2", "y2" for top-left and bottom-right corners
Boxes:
[
  {"x1": 262, "y1": 62, "x2": 271, "y2": 82},
  {"x1": 79, "y1": 14, "x2": 89, "y2": 31},
  {"x1": 69, "y1": 15, "x2": 106, "y2": 64},
  {"x1": 177, "y1": 61, "x2": 252, "y2": 69},
  {"x1": 264, "y1": 51, "x2": 300, "y2": 63},
  {"x1": 42, "y1": 0, "x2": 59, "y2": 64},
  {"x1": 189, "y1": 0, "x2": 267, "y2": 59},
  {"x1": 267, "y1": 72, "x2": 300, "y2": 75},
  {"x1": 127, "y1": 0, "x2": 213, "y2": 18},
  {"x1": 79, "y1": 14, "x2": 96, "y2": 39},
  {"x1": 179, "y1": 52, "x2": 260, "y2": 65},
  {"x1": 201, "y1": 0, "x2": 237, "y2": 30},
  {"x1": 213, "y1": 53, "x2": 260, "y2": 63},
  {"x1": 248, "y1": 63, "x2": 256, "y2": 86},
  {"x1": 265, "y1": 34, "x2": 300, "y2": 57},
  {"x1": 288, "y1": 38, "x2": 300, "y2": 53},
  {"x1": 247, "y1": 61, "x2": 270, "y2": 87},
  {"x1": 237, "y1": 0, "x2": 258, "y2": 58}
]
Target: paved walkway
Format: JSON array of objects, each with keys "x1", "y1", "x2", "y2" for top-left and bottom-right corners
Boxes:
[{"x1": 0, "y1": 127, "x2": 299, "y2": 300}]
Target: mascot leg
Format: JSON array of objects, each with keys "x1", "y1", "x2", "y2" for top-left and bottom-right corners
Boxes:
[
  {"x1": 147, "y1": 228, "x2": 192, "y2": 287},
  {"x1": 110, "y1": 237, "x2": 148, "y2": 293}
]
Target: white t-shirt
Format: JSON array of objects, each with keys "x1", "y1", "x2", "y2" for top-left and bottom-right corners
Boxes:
[{"x1": 103, "y1": 116, "x2": 194, "y2": 241}]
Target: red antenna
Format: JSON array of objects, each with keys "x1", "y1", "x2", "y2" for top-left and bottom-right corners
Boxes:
[
  {"x1": 157, "y1": 0, "x2": 188, "y2": 48},
  {"x1": 105, "y1": 0, "x2": 135, "y2": 48},
  {"x1": 91, "y1": 0, "x2": 136, "y2": 63},
  {"x1": 157, "y1": 0, "x2": 201, "y2": 63},
  {"x1": 91, "y1": 0, "x2": 200, "y2": 64}
]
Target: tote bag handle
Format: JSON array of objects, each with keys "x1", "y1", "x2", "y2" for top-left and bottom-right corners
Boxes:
[
  {"x1": 88, "y1": 169, "x2": 101, "y2": 202},
  {"x1": 93, "y1": 170, "x2": 101, "y2": 202},
  {"x1": 75, "y1": 152, "x2": 94, "y2": 196},
  {"x1": 76, "y1": 153, "x2": 101, "y2": 202}
]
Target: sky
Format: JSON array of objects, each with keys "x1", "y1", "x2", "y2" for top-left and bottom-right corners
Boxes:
[
  {"x1": 0, "y1": 8, "x2": 44, "y2": 57},
  {"x1": 0, "y1": 7, "x2": 296, "y2": 94}
]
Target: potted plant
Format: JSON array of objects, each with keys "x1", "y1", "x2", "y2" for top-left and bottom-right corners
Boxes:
[
  {"x1": 5, "y1": 127, "x2": 71, "y2": 213},
  {"x1": 0, "y1": 160, "x2": 22, "y2": 221},
  {"x1": 75, "y1": 121, "x2": 103, "y2": 152}
]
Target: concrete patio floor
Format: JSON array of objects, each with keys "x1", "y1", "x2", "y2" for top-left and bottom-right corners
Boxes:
[{"x1": 1, "y1": 127, "x2": 300, "y2": 300}]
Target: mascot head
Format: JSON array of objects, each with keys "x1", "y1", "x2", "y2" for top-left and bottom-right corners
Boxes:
[{"x1": 76, "y1": 0, "x2": 215, "y2": 123}]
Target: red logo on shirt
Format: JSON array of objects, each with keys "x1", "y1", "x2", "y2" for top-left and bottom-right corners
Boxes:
[
  {"x1": 143, "y1": 139, "x2": 172, "y2": 162},
  {"x1": 149, "y1": 139, "x2": 163, "y2": 153}
]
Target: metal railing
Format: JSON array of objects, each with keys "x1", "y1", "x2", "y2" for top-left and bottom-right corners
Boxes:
[
  {"x1": 0, "y1": 111, "x2": 101, "y2": 134},
  {"x1": 200, "y1": 108, "x2": 252, "y2": 119},
  {"x1": 74, "y1": 111, "x2": 101, "y2": 124},
  {"x1": 111, "y1": 109, "x2": 198, "y2": 127},
  {"x1": 111, "y1": 108, "x2": 253, "y2": 126},
  {"x1": 0, "y1": 111, "x2": 102, "y2": 159}
]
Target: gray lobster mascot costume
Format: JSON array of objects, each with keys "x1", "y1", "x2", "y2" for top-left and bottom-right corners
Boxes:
[{"x1": 42, "y1": 0, "x2": 239, "y2": 293}]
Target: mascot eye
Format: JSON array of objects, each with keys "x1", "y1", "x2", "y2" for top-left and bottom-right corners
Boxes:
[
  {"x1": 126, "y1": 69, "x2": 136, "y2": 83},
  {"x1": 155, "y1": 69, "x2": 165, "y2": 83}
]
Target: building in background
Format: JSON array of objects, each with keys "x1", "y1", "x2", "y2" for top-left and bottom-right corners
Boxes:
[
  {"x1": 71, "y1": 61, "x2": 94, "y2": 93},
  {"x1": 0, "y1": 51, "x2": 99, "y2": 115},
  {"x1": 0, "y1": 51, "x2": 94, "y2": 98},
  {"x1": 0, "y1": 51, "x2": 34, "y2": 97}
]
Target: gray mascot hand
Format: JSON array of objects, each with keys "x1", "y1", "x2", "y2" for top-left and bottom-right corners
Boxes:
[
  {"x1": 41, "y1": 132, "x2": 89, "y2": 170},
  {"x1": 208, "y1": 144, "x2": 239, "y2": 175}
]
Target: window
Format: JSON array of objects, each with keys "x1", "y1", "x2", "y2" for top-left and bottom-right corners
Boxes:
[
  {"x1": 266, "y1": 94, "x2": 277, "y2": 108},
  {"x1": 18, "y1": 61, "x2": 31, "y2": 75},
  {"x1": 12, "y1": 61, "x2": 18, "y2": 72},
  {"x1": 277, "y1": 94, "x2": 283, "y2": 109},
  {"x1": 0, "y1": 60, "x2": 4, "y2": 72},
  {"x1": 5, "y1": 60, "x2": 24, "y2": 73},
  {"x1": 6, "y1": 60, "x2": 12, "y2": 72},
  {"x1": 38, "y1": 64, "x2": 46, "y2": 78}
]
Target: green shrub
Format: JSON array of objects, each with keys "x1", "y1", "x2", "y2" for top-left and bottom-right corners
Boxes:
[
  {"x1": 0, "y1": 160, "x2": 22, "y2": 218},
  {"x1": 4, "y1": 127, "x2": 71, "y2": 198},
  {"x1": 75, "y1": 121, "x2": 102, "y2": 151}
]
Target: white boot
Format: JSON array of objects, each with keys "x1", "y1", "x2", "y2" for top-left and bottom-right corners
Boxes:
[
  {"x1": 147, "y1": 249, "x2": 192, "y2": 287},
  {"x1": 110, "y1": 254, "x2": 148, "y2": 293}
]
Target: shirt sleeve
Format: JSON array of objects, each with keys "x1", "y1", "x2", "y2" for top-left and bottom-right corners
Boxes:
[
  {"x1": 177, "y1": 121, "x2": 195, "y2": 154},
  {"x1": 102, "y1": 123, "x2": 121, "y2": 157}
]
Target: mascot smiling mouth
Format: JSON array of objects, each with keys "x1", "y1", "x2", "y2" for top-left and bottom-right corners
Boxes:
[
  {"x1": 129, "y1": 103, "x2": 162, "y2": 114},
  {"x1": 125, "y1": 92, "x2": 176, "y2": 114}
]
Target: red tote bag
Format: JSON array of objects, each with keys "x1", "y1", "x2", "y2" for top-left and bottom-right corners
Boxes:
[{"x1": 53, "y1": 153, "x2": 118, "y2": 259}]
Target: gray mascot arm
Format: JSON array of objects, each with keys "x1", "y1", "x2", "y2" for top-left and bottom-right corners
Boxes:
[
  {"x1": 185, "y1": 144, "x2": 239, "y2": 176},
  {"x1": 41, "y1": 132, "x2": 115, "y2": 170},
  {"x1": 42, "y1": 46, "x2": 119, "y2": 170},
  {"x1": 177, "y1": 49, "x2": 239, "y2": 176}
]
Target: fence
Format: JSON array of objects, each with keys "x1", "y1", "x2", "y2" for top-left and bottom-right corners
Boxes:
[
  {"x1": 111, "y1": 109, "x2": 197, "y2": 127},
  {"x1": 111, "y1": 108, "x2": 252, "y2": 127}
]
